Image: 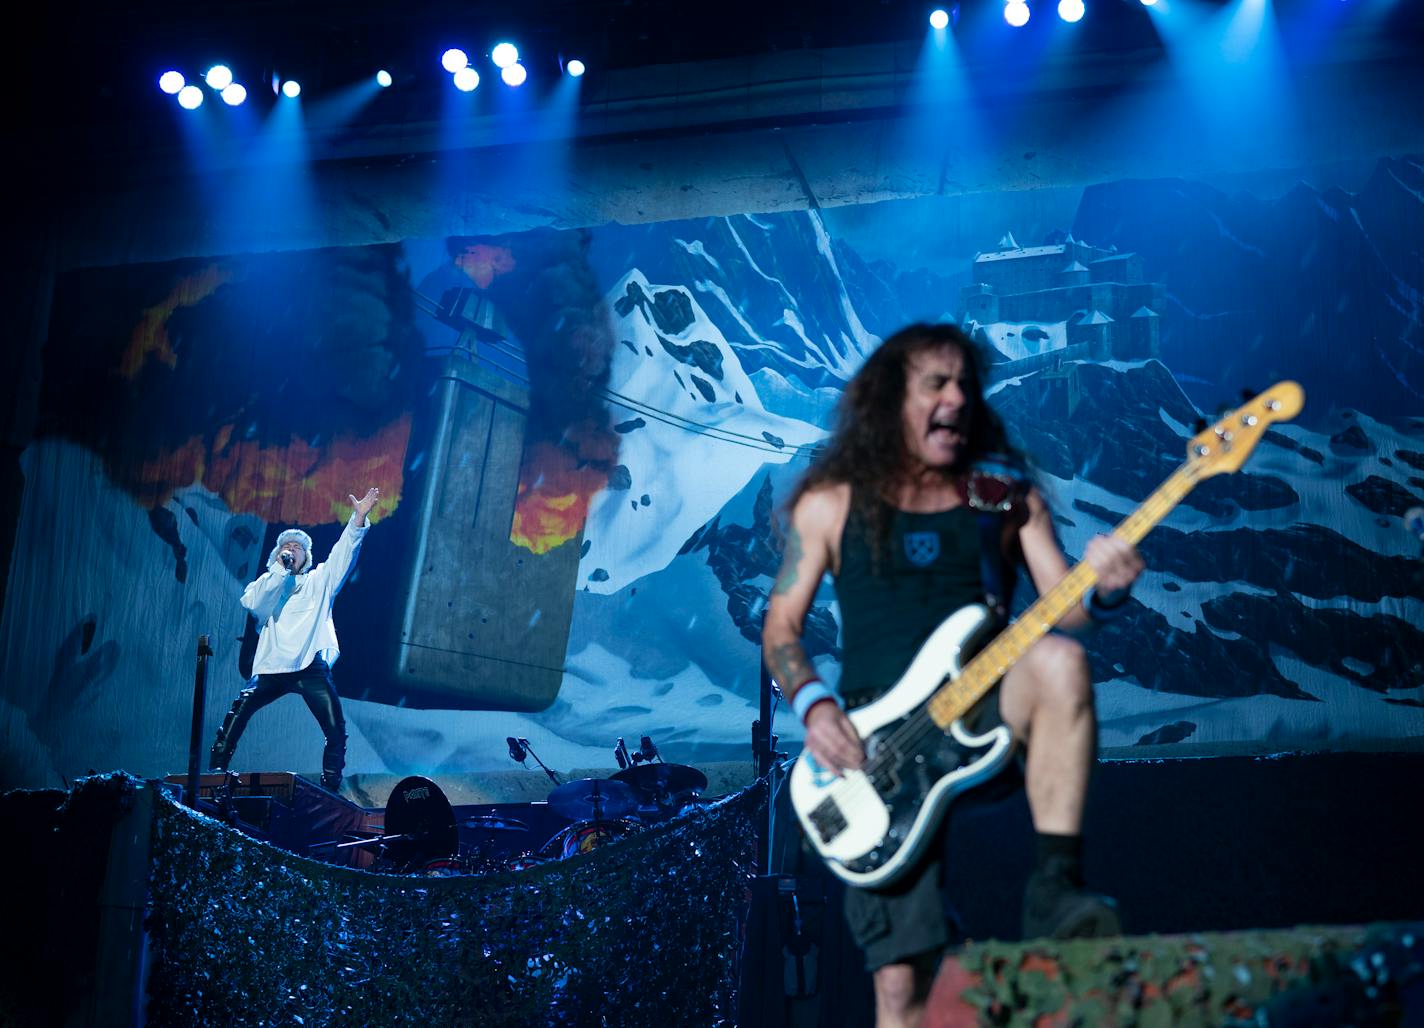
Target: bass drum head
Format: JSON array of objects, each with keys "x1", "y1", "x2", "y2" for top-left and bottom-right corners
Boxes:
[{"x1": 556, "y1": 817, "x2": 640, "y2": 859}]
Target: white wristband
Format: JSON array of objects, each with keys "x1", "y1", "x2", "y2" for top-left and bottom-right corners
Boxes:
[{"x1": 791, "y1": 680, "x2": 838, "y2": 722}]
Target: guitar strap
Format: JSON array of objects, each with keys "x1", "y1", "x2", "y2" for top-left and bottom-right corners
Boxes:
[{"x1": 962, "y1": 458, "x2": 1029, "y2": 624}]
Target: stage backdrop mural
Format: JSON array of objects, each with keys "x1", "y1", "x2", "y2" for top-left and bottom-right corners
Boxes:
[{"x1": 3, "y1": 155, "x2": 1422, "y2": 791}]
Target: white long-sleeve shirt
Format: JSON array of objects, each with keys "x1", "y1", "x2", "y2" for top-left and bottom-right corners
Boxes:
[{"x1": 241, "y1": 515, "x2": 368, "y2": 675}]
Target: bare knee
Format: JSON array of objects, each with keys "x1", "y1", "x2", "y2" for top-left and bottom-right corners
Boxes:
[
  {"x1": 1002, "y1": 636, "x2": 1092, "y2": 740},
  {"x1": 873, "y1": 962, "x2": 929, "y2": 1027},
  {"x1": 1026, "y1": 635, "x2": 1091, "y2": 705}
]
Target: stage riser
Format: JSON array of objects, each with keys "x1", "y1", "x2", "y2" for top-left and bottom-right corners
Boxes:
[
  {"x1": 161, "y1": 771, "x2": 370, "y2": 867},
  {"x1": 738, "y1": 751, "x2": 1424, "y2": 1028},
  {"x1": 921, "y1": 925, "x2": 1424, "y2": 1027}
]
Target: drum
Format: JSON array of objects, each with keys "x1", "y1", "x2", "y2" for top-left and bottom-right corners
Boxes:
[
  {"x1": 556, "y1": 817, "x2": 641, "y2": 859},
  {"x1": 418, "y1": 855, "x2": 469, "y2": 877}
]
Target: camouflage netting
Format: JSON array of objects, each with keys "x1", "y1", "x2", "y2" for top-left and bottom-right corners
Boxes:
[
  {"x1": 950, "y1": 922, "x2": 1423, "y2": 1027},
  {"x1": 146, "y1": 779, "x2": 763, "y2": 1026}
]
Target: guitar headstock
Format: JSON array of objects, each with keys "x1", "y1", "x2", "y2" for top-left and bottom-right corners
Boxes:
[{"x1": 1187, "y1": 381, "x2": 1304, "y2": 478}]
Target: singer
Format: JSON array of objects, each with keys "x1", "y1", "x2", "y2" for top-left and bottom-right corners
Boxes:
[{"x1": 209, "y1": 488, "x2": 380, "y2": 793}]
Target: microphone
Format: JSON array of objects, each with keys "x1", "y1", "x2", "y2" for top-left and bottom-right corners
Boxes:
[
  {"x1": 636, "y1": 735, "x2": 660, "y2": 765},
  {"x1": 512, "y1": 737, "x2": 561, "y2": 786},
  {"x1": 613, "y1": 737, "x2": 630, "y2": 770},
  {"x1": 1406, "y1": 507, "x2": 1424, "y2": 543},
  {"x1": 280, "y1": 551, "x2": 294, "y2": 570}
]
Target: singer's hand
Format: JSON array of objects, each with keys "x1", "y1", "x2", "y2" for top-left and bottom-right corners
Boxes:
[{"x1": 350, "y1": 487, "x2": 379, "y2": 527}]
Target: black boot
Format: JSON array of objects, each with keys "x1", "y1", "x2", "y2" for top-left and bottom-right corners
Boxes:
[
  {"x1": 1021, "y1": 853, "x2": 1121, "y2": 940},
  {"x1": 319, "y1": 730, "x2": 346, "y2": 795}
]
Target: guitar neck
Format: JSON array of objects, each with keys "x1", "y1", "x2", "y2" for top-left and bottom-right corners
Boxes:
[{"x1": 926, "y1": 461, "x2": 1203, "y2": 729}]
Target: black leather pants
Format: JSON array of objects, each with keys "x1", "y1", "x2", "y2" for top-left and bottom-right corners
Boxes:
[{"x1": 210, "y1": 658, "x2": 347, "y2": 789}]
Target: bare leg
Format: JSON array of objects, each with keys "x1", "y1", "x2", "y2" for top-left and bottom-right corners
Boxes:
[
  {"x1": 872, "y1": 961, "x2": 932, "y2": 1028},
  {"x1": 998, "y1": 635, "x2": 1119, "y2": 939},
  {"x1": 998, "y1": 634, "x2": 1095, "y2": 833}
]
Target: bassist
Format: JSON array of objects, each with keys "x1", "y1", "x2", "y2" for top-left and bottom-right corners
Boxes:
[{"x1": 763, "y1": 323, "x2": 1144, "y2": 1028}]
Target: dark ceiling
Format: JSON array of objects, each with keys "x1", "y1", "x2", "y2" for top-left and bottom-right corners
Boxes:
[
  {"x1": 23, "y1": 0, "x2": 1424, "y2": 172},
  {"x1": 27, "y1": 0, "x2": 1205, "y2": 122}
]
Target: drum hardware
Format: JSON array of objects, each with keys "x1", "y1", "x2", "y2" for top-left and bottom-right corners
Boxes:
[
  {"x1": 614, "y1": 734, "x2": 661, "y2": 769},
  {"x1": 546, "y1": 778, "x2": 639, "y2": 821},
  {"x1": 458, "y1": 814, "x2": 528, "y2": 832},
  {"x1": 503, "y1": 851, "x2": 549, "y2": 872},
  {"x1": 506, "y1": 735, "x2": 562, "y2": 785},
  {"x1": 417, "y1": 855, "x2": 475, "y2": 876},
  {"x1": 456, "y1": 813, "x2": 536, "y2": 874},
  {"x1": 612, "y1": 763, "x2": 709, "y2": 818}
]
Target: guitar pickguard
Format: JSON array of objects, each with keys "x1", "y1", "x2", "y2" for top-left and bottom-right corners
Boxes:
[
  {"x1": 789, "y1": 604, "x2": 1016, "y2": 888},
  {"x1": 842, "y1": 715, "x2": 1009, "y2": 876}
]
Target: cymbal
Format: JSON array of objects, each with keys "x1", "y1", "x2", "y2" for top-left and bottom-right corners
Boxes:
[
  {"x1": 612, "y1": 763, "x2": 708, "y2": 799},
  {"x1": 547, "y1": 778, "x2": 638, "y2": 821},
  {"x1": 459, "y1": 815, "x2": 528, "y2": 832}
]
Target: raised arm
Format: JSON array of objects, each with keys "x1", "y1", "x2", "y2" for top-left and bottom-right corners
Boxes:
[
  {"x1": 1016, "y1": 487, "x2": 1143, "y2": 634},
  {"x1": 349, "y1": 487, "x2": 379, "y2": 529},
  {"x1": 762, "y1": 482, "x2": 864, "y2": 774},
  {"x1": 323, "y1": 488, "x2": 380, "y2": 591}
]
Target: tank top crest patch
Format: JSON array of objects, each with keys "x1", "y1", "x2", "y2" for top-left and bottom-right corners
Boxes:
[{"x1": 902, "y1": 530, "x2": 940, "y2": 568}]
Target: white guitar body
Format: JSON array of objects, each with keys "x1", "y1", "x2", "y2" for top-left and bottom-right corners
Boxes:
[{"x1": 787, "y1": 603, "x2": 1016, "y2": 889}]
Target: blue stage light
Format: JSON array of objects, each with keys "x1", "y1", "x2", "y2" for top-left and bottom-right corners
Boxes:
[
  {"x1": 281, "y1": 80, "x2": 301, "y2": 98},
  {"x1": 376, "y1": 69, "x2": 393, "y2": 88},
  {"x1": 1004, "y1": 0, "x2": 1030, "y2": 26},
  {"x1": 205, "y1": 65, "x2": 234, "y2": 90},
  {"x1": 177, "y1": 84, "x2": 204, "y2": 109},
  {"x1": 929, "y1": 8, "x2": 950, "y2": 29},
  {"x1": 442, "y1": 48, "x2": 469, "y2": 73},
  {"x1": 1058, "y1": 0, "x2": 1085, "y2": 22},
  {"x1": 221, "y1": 82, "x2": 247, "y2": 106},
  {"x1": 453, "y1": 66, "x2": 480, "y2": 91},
  {"x1": 500, "y1": 63, "x2": 527, "y2": 87},
  {"x1": 565, "y1": 59, "x2": 586, "y2": 77},
  {"x1": 1140, "y1": 0, "x2": 1157, "y2": 5},
  {"x1": 159, "y1": 70, "x2": 185, "y2": 95},
  {"x1": 491, "y1": 43, "x2": 519, "y2": 69}
]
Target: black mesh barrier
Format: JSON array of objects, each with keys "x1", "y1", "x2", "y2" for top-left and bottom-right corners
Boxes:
[{"x1": 144, "y1": 777, "x2": 764, "y2": 1026}]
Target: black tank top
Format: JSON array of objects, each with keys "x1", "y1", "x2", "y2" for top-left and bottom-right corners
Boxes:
[{"x1": 836, "y1": 501, "x2": 984, "y2": 705}]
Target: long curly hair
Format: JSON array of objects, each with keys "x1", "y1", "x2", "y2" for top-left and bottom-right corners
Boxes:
[{"x1": 786, "y1": 322, "x2": 1016, "y2": 552}]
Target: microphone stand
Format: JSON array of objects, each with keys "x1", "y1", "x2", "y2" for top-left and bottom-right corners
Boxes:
[
  {"x1": 185, "y1": 635, "x2": 213, "y2": 809},
  {"x1": 521, "y1": 740, "x2": 562, "y2": 786},
  {"x1": 753, "y1": 661, "x2": 788, "y2": 876}
]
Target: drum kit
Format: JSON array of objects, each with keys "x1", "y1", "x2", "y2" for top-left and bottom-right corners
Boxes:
[{"x1": 351, "y1": 757, "x2": 709, "y2": 876}]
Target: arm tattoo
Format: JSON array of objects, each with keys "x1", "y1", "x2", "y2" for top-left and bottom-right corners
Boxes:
[
  {"x1": 772, "y1": 526, "x2": 805, "y2": 596},
  {"x1": 768, "y1": 642, "x2": 817, "y2": 693}
]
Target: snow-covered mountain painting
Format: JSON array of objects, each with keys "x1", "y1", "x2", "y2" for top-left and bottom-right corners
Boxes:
[{"x1": 3, "y1": 155, "x2": 1422, "y2": 791}]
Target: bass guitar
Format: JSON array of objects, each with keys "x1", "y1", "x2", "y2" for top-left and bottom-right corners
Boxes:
[{"x1": 788, "y1": 381, "x2": 1304, "y2": 888}]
